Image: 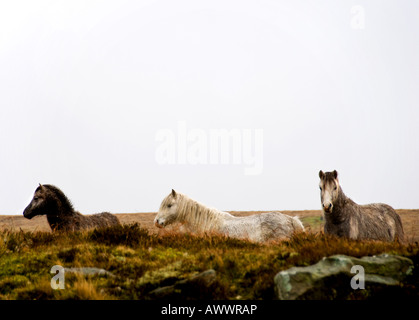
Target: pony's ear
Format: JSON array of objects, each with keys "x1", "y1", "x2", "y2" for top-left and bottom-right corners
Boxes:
[
  {"x1": 171, "y1": 189, "x2": 177, "y2": 198},
  {"x1": 38, "y1": 183, "x2": 44, "y2": 190},
  {"x1": 319, "y1": 170, "x2": 324, "y2": 179},
  {"x1": 333, "y1": 170, "x2": 338, "y2": 179}
]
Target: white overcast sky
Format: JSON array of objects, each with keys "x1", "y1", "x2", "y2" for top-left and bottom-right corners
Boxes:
[{"x1": 0, "y1": 0, "x2": 418, "y2": 215}]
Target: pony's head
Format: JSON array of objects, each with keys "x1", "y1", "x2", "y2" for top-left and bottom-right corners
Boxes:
[
  {"x1": 154, "y1": 189, "x2": 181, "y2": 228},
  {"x1": 319, "y1": 170, "x2": 340, "y2": 213},
  {"x1": 23, "y1": 184, "x2": 73, "y2": 219},
  {"x1": 23, "y1": 184, "x2": 50, "y2": 219}
]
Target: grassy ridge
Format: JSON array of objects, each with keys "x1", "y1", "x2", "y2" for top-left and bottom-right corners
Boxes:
[{"x1": 0, "y1": 223, "x2": 418, "y2": 300}]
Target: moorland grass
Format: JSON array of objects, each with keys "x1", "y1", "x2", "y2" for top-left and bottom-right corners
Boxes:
[{"x1": 0, "y1": 223, "x2": 418, "y2": 300}]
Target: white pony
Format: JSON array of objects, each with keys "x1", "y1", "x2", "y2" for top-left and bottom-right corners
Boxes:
[{"x1": 154, "y1": 190, "x2": 304, "y2": 242}]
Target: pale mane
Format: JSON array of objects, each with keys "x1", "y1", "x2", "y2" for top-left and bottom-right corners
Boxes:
[{"x1": 173, "y1": 193, "x2": 227, "y2": 232}]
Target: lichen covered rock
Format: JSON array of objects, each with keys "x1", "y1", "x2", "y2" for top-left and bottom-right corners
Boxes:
[{"x1": 274, "y1": 254, "x2": 413, "y2": 300}]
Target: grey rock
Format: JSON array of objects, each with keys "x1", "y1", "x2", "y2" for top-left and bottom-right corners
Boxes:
[
  {"x1": 274, "y1": 254, "x2": 413, "y2": 300},
  {"x1": 148, "y1": 269, "x2": 216, "y2": 299}
]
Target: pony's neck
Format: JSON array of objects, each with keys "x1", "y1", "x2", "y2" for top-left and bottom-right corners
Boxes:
[
  {"x1": 178, "y1": 195, "x2": 227, "y2": 231},
  {"x1": 45, "y1": 196, "x2": 78, "y2": 228},
  {"x1": 330, "y1": 187, "x2": 350, "y2": 222},
  {"x1": 48, "y1": 198, "x2": 75, "y2": 216}
]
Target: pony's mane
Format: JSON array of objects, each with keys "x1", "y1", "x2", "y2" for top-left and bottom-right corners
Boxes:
[
  {"x1": 39, "y1": 184, "x2": 75, "y2": 212},
  {"x1": 166, "y1": 192, "x2": 225, "y2": 231}
]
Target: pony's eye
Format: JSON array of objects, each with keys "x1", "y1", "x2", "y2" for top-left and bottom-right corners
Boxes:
[
  {"x1": 319, "y1": 187, "x2": 322, "y2": 191},
  {"x1": 334, "y1": 187, "x2": 337, "y2": 191},
  {"x1": 34, "y1": 197, "x2": 39, "y2": 201},
  {"x1": 167, "y1": 204, "x2": 172, "y2": 208}
]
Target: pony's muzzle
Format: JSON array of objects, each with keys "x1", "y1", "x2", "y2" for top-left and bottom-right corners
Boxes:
[
  {"x1": 154, "y1": 219, "x2": 164, "y2": 228},
  {"x1": 323, "y1": 203, "x2": 333, "y2": 213},
  {"x1": 23, "y1": 209, "x2": 33, "y2": 219}
]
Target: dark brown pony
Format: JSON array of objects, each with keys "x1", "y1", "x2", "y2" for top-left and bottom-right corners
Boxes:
[
  {"x1": 319, "y1": 170, "x2": 404, "y2": 242},
  {"x1": 23, "y1": 184, "x2": 120, "y2": 232}
]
